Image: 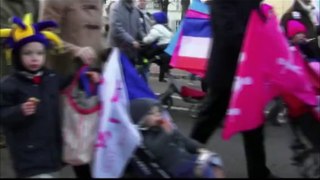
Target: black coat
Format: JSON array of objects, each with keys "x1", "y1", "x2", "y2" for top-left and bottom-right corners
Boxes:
[
  {"x1": 280, "y1": 1, "x2": 320, "y2": 60},
  {"x1": 205, "y1": 0, "x2": 262, "y2": 89},
  {"x1": 0, "y1": 69, "x2": 69, "y2": 177}
]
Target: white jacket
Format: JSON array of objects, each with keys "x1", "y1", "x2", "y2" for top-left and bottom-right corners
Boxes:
[{"x1": 143, "y1": 24, "x2": 172, "y2": 46}]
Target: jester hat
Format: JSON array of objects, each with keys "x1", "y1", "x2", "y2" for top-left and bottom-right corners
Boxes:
[{"x1": 0, "y1": 13, "x2": 63, "y2": 64}]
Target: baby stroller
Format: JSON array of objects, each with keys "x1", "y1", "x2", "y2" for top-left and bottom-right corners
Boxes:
[
  {"x1": 123, "y1": 98, "x2": 224, "y2": 178},
  {"x1": 158, "y1": 73, "x2": 206, "y2": 118},
  {"x1": 124, "y1": 144, "x2": 172, "y2": 178}
]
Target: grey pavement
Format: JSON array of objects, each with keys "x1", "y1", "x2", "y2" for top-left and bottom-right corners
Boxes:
[{"x1": 0, "y1": 75, "x2": 301, "y2": 178}]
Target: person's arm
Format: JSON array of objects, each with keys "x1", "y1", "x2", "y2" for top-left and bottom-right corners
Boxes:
[
  {"x1": 39, "y1": 0, "x2": 96, "y2": 65},
  {"x1": 174, "y1": 130, "x2": 204, "y2": 154},
  {"x1": 58, "y1": 67, "x2": 102, "y2": 91},
  {"x1": 143, "y1": 27, "x2": 160, "y2": 44},
  {"x1": 109, "y1": 4, "x2": 137, "y2": 47},
  {"x1": 0, "y1": 78, "x2": 26, "y2": 127}
]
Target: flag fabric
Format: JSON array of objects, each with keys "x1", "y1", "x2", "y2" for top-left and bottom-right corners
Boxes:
[
  {"x1": 170, "y1": 12, "x2": 211, "y2": 77},
  {"x1": 92, "y1": 49, "x2": 142, "y2": 178},
  {"x1": 92, "y1": 48, "x2": 167, "y2": 178},
  {"x1": 165, "y1": 0, "x2": 211, "y2": 77},
  {"x1": 222, "y1": 4, "x2": 318, "y2": 140},
  {"x1": 165, "y1": 0, "x2": 209, "y2": 56}
]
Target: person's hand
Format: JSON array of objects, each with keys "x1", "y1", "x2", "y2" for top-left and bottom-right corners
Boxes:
[
  {"x1": 212, "y1": 167, "x2": 225, "y2": 178},
  {"x1": 75, "y1": 46, "x2": 97, "y2": 65},
  {"x1": 159, "y1": 119, "x2": 173, "y2": 133},
  {"x1": 86, "y1": 71, "x2": 101, "y2": 84},
  {"x1": 132, "y1": 41, "x2": 140, "y2": 49},
  {"x1": 21, "y1": 98, "x2": 39, "y2": 116}
]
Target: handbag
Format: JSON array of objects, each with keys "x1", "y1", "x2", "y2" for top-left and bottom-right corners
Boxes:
[{"x1": 61, "y1": 66, "x2": 100, "y2": 166}]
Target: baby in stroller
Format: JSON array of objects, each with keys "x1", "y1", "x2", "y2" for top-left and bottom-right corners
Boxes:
[{"x1": 128, "y1": 98, "x2": 225, "y2": 178}]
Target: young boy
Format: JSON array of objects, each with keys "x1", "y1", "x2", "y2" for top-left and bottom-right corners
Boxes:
[
  {"x1": 0, "y1": 15, "x2": 100, "y2": 178},
  {"x1": 129, "y1": 98, "x2": 225, "y2": 178}
]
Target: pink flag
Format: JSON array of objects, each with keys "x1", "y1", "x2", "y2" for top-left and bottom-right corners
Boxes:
[{"x1": 222, "y1": 4, "x2": 318, "y2": 140}]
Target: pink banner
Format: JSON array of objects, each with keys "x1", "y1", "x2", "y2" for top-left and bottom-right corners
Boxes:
[{"x1": 222, "y1": 4, "x2": 317, "y2": 140}]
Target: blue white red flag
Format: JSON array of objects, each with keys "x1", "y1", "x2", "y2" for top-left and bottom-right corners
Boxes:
[{"x1": 92, "y1": 48, "x2": 157, "y2": 178}]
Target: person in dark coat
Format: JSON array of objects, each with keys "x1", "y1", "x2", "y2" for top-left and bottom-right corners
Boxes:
[
  {"x1": 0, "y1": 15, "x2": 100, "y2": 178},
  {"x1": 189, "y1": 0, "x2": 278, "y2": 178},
  {"x1": 129, "y1": 98, "x2": 225, "y2": 178},
  {"x1": 281, "y1": 0, "x2": 320, "y2": 62}
]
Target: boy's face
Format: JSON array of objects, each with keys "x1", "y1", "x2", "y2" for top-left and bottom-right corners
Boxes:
[
  {"x1": 292, "y1": 33, "x2": 307, "y2": 44},
  {"x1": 20, "y1": 42, "x2": 45, "y2": 72},
  {"x1": 143, "y1": 106, "x2": 163, "y2": 127}
]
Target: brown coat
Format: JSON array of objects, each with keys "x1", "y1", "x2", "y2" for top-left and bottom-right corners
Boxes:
[{"x1": 39, "y1": 0, "x2": 104, "y2": 75}]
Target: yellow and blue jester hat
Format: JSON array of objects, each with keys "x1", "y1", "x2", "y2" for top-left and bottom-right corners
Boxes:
[{"x1": 0, "y1": 13, "x2": 63, "y2": 64}]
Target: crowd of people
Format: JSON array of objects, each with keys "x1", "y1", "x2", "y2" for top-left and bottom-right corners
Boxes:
[{"x1": 0, "y1": 0, "x2": 319, "y2": 178}]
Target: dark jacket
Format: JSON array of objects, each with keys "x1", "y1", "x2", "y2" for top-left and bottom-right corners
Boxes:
[
  {"x1": 205, "y1": 0, "x2": 262, "y2": 89},
  {"x1": 0, "y1": 69, "x2": 69, "y2": 177},
  {"x1": 280, "y1": 1, "x2": 320, "y2": 60},
  {"x1": 141, "y1": 126, "x2": 203, "y2": 176}
]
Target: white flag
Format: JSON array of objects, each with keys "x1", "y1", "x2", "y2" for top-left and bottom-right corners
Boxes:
[{"x1": 92, "y1": 48, "x2": 142, "y2": 178}]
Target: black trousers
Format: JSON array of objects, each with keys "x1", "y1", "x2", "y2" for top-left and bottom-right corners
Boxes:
[
  {"x1": 72, "y1": 164, "x2": 91, "y2": 178},
  {"x1": 190, "y1": 88, "x2": 271, "y2": 178},
  {"x1": 140, "y1": 44, "x2": 170, "y2": 81},
  {"x1": 290, "y1": 112, "x2": 320, "y2": 151}
]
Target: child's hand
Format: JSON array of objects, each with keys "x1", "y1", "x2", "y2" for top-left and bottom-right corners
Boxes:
[
  {"x1": 159, "y1": 119, "x2": 173, "y2": 133},
  {"x1": 86, "y1": 71, "x2": 101, "y2": 83},
  {"x1": 21, "y1": 98, "x2": 39, "y2": 116}
]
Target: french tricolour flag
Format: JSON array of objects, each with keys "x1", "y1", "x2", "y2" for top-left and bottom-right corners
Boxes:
[
  {"x1": 92, "y1": 48, "x2": 156, "y2": 178},
  {"x1": 167, "y1": 0, "x2": 211, "y2": 77}
]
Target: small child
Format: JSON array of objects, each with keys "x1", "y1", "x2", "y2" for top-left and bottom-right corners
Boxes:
[
  {"x1": 129, "y1": 98, "x2": 225, "y2": 178},
  {"x1": 142, "y1": 11, "x2": 172, "y2": 82},
  {"x1": 282, "y1": 19, "x2": 320, "y2": 155},
  {"x1": 285, "y1": 19, "x2": 320, "y2": 62},
  {"x1": 0, "y1": 15, "x2": 100, "y2": 178},
  {"x1": 142, "y1": 11, "x2": 172, "y2": 48}
]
